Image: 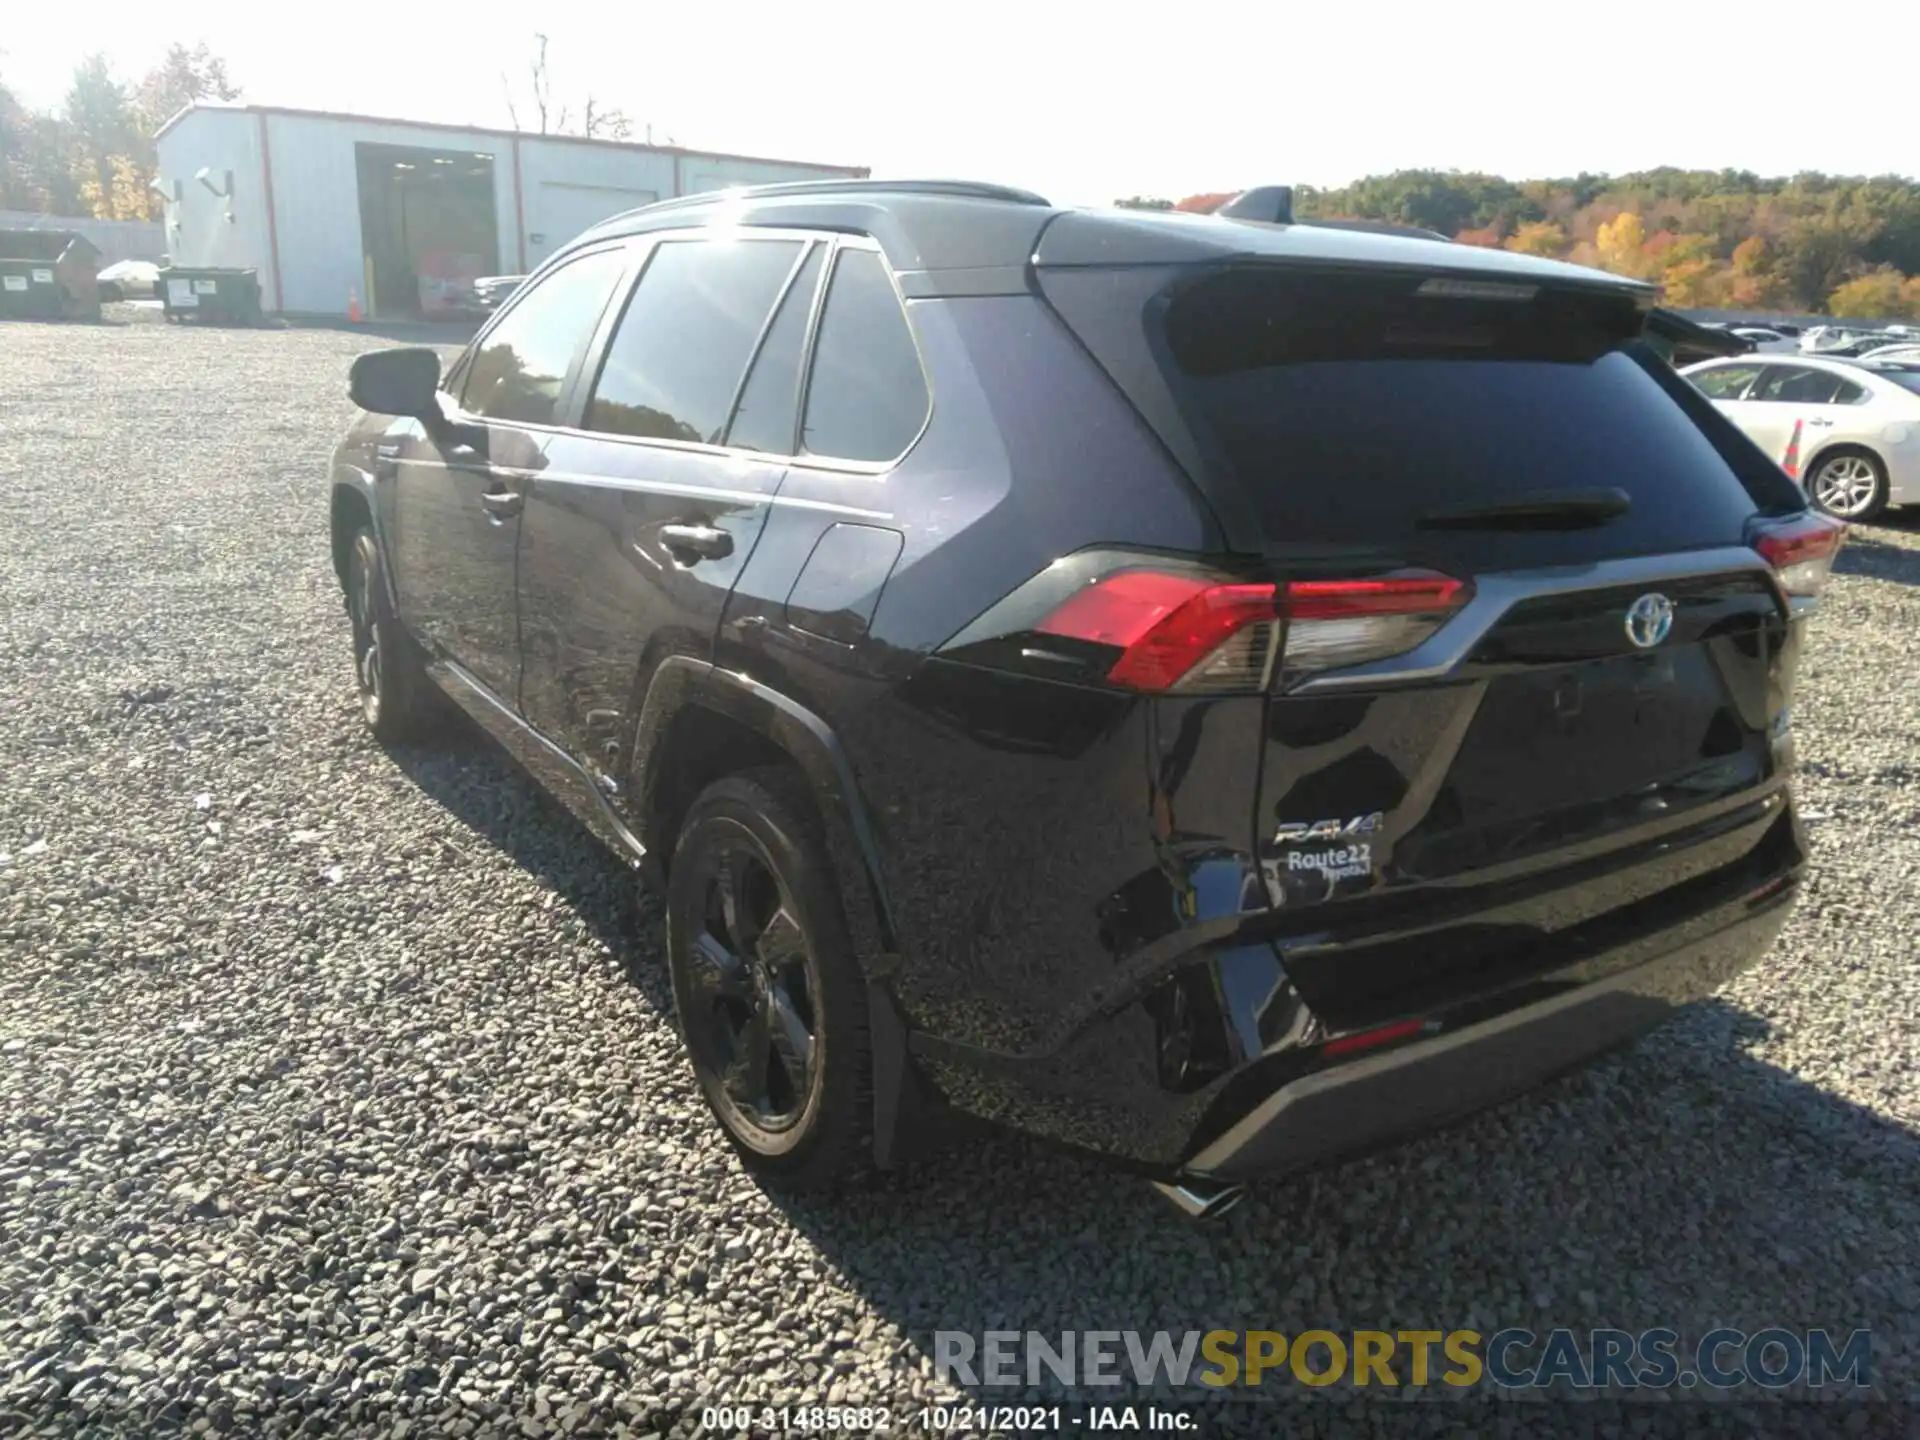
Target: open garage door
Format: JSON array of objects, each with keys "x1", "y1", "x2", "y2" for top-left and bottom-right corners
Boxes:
[{"x1": 355, "y1": 143, "x2": 500, "y2": 319}]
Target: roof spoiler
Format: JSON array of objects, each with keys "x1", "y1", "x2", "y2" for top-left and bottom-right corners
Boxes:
[
  {"x1": 1215, "y1": 186, "x2": 1294, "y2": 224},
  {"x1": 1213, "y1": 187, "x2": 1461, "y2": 244}
]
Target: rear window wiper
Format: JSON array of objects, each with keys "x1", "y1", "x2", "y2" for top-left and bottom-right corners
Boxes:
[{"x1": 1416, "y1": 487, "x2": 1631, "y2": 531}]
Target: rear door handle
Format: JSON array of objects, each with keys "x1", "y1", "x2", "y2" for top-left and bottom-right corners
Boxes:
[
  {"x1": 478, "y1": 489, "x2": 523, "y2": 521},
  {"x1": 658, "y1": 523, "x2": 734, "y2": 562}
]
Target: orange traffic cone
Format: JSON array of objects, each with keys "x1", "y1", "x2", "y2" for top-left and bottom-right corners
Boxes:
[
  {"x1": 1781, "y1": 418, "x2": 1803, "y2": 479},
  {"x1": 347, "y1": 286, "x2": 362, "y2": 323}
]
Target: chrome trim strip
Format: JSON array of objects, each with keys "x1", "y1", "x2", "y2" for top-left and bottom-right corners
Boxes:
[
  {"x1": 437, "y1": 659, "x2": 647, "y2": 866},
  {"x1": 1291, "y1": 546, "x2": 1778, "y2": 693},
  {"x1": 1147, "y1": 1176, "x2": 1246, "y2": 1221},
  {"x1": 536, "y1": 469, "x2": 892, "y2": 521},
  {"x1": 399, "y1": 458, "x2": 891, "y2": 521}
]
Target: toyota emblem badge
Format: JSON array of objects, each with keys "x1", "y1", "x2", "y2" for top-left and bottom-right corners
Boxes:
[{"x1": 1624, "y1": 592, "x2": 1675, "y2": 649}]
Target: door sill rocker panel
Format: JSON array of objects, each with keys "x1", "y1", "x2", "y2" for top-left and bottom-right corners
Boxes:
[{"x1": 431, "y1": 657, "x2": 648, "y2": 868}]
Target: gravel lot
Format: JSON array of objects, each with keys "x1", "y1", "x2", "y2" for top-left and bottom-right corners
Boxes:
[{"x1": 1, "y1": 315, "x2": 1916, "y2": 1437}]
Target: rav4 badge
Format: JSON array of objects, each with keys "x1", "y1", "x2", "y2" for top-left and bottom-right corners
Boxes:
[{"x1": 1273, "y1": 811, "x2": 1384, "y2": 846}]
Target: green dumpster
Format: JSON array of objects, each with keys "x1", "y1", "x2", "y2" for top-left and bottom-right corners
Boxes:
[
  {"x1": 159, "y1": 266, "x2": 265, "y2": 325},
  {"x1": 0, "y1": 230, "x2": 104, "y2": 321}
]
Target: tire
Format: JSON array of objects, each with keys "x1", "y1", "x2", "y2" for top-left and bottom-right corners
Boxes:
[
  {"x1": 666, "y1": 767, "x2": 873, "y2": 1191},
  {"x1": 343, "y1": 526, "x2": 445, "y2": 745},
  {"x1": 1807, "y1": 447, "x2": 1889, "y2": 522}
]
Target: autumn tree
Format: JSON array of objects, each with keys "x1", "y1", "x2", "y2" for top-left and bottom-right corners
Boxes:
[
  {"x1": 1244, "y1": 167, "x2": 1920, "y2": 317},
  {"x1": 0, "y1": 69, "x2": 29, "y2": 209},
  {"x1": 1827, "y1": 268, "x2": 1910, "y2": 320},
  {"x1": 148, "y1": 46, "x2": 244, "y2": 207},
  {"x1": 64, "y1": 55, "x2": 139, "y2": 220},
  {"x1": 134, "y1": 42, "x2": 240, "y2": 132},
  {"x1": 1727, "y1": 236, "x2": 1789, "y2": 309},
  {"x1": 1594, "y1": 211, "x2": 1650, "y2": 278},
  {"x1": 1504, "y1": 221, "x2": 1566, "y2": 257},
  {"x1": 0, "y1": 46, "x2": 242, "y2": 219},
  {"x1": 1306, "y1": 169, "x2": 1540, "y2": 236}
]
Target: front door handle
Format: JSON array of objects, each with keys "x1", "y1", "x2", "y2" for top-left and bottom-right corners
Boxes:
[
  {"x1": 478, "y1": 489, "x2": 523, "y2": 522},
  {"x1": 658, "y1": 523, "x2": 734, "y2": 563}
]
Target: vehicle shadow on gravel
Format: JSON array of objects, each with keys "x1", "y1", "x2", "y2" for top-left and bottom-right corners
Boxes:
[
  {"x1": 380, "y1": 716, "x2": 1917, "y2": 1417},
  {"x1": 766, "y1": 998, "x2": 1918, "y2": 1411},
  {"x1": 1835, "y1": 513, "x2": 1920, "y2": 586},
  {"x1": 382, "y1": 725, "x2": 677, "y2": 1017}
]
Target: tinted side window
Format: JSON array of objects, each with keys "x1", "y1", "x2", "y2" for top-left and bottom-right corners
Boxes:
[
  {"x1": 724, "y1": 245, "x2": 824, "y2": 454},
  {"x1": 1832, "y1": 378, "x2": 1868, "y2": 405},
  {"x1": 460, "y1": 249, "x2": 628, "y2": 425},
  {"x1": 585, "y1": 238, "x2": 803, "y2": 444},
  {"x1": 1751, "y1": 366, "x2": 1842, "y2": 405},
  {"x1": 1689, "y1": 364, "x2": 1760, "y2": 400},
  {"x1": 801, "y1": 248, "x2": 928, "y2": 462}
]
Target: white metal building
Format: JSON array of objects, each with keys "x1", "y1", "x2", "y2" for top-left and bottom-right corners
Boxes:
[{"x1": 153, "y1": 104, "x2": 865, "y2": 318}]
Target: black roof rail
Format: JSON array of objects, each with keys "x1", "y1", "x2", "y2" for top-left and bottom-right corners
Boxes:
[{"x1": 622, "y1": 178, "x2": 1052, "y2": 223}]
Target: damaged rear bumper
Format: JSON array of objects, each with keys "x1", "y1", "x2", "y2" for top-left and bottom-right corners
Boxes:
[{"x1": 1184, "y1": 880, "x2": 1794, "y2": 1181}]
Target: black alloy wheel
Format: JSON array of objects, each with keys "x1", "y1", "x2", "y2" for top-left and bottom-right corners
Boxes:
[
  {"x1": 343, "y1": 525, "x2": 444, "y2": 746},
  {"x1": 347, "y1": 531, "x2": 386, "y2": 728},
  {"x1": 684, "y1": 840, "x2": 822, "y2": 1138},
  {"x1": 667, "y1": 769, "x2": 872, "y2": 1187}
]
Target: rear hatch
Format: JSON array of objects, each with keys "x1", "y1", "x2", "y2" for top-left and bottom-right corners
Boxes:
[{"x1": 1034, "y1": 236, "x2": 1825, "y2": 1024}]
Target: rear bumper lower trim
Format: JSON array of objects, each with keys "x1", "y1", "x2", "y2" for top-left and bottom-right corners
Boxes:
[{"x1": 1187, "y1": 885, "x2": 1795, "y2": 1180}]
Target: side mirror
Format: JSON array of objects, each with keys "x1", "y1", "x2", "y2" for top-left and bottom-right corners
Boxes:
[{"x1": 349, "y1": 347, "x2": 442, "y2": 419}]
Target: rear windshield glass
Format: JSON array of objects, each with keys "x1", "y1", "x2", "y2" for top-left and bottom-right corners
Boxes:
[{"x1": 1160, "y1": 269, "x2": 1784, "y2": 564}]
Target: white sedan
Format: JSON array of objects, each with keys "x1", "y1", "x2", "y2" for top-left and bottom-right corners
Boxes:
[
  {"x1": 95, "y1": 259, "x2": 160, "y2": 301},
  {"x1": 1681, "y1": 354, "x2": 1920, "y2": 521}
]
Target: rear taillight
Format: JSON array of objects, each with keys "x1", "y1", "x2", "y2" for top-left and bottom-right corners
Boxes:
[
  {"x1": 940, "y1": 553, "x2": 1470, "y2": 694},
  {"x1": 1752, "y1": 512, "x2": 1846, "y2": 598},
  {"x1": 1036, "y1": 573, "x2": 1280, "y2": 692},
  {"x1": 1278, "y1": 573, "x2": 1468, "y2": 679},
  {"x1": 1320, "y1": 1017, "x2": 1429, "y2": 1058}
]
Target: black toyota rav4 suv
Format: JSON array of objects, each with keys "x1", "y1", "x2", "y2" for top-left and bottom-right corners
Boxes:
[{"x1": 329, "y1": 180, "x2": 1841, "y2": 1213}]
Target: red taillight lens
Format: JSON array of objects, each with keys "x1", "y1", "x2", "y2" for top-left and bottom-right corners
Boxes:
[
  {"x1": 1032, "y1": 567, "x2": 1466, "y2": 693},
  {"x1": 1321, "y1": 1017, "x2": 1428, "y2": 1058},
  {"x1": 1283, "y1": 573, "x2": 1468, "y2": 620},
  {"x1": 1752, "y1": 512, "x2": 1846, "y2": 598},
  {"x1": 941, "y1": 553, "x2": 1470, "y2": 694},
  {"x1": 1038, "y1": 574, "x2": 1281, "y2": 692}
]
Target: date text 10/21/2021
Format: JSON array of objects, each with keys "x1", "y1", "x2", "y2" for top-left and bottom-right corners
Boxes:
[{"x1": 698, "y1": 1406, "x2": 1196, "y2": 1433}]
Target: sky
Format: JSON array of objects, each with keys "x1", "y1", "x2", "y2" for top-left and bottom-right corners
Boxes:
[{"x1": 6, "y1": 0, "x2": 1918, "y2": 204}]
